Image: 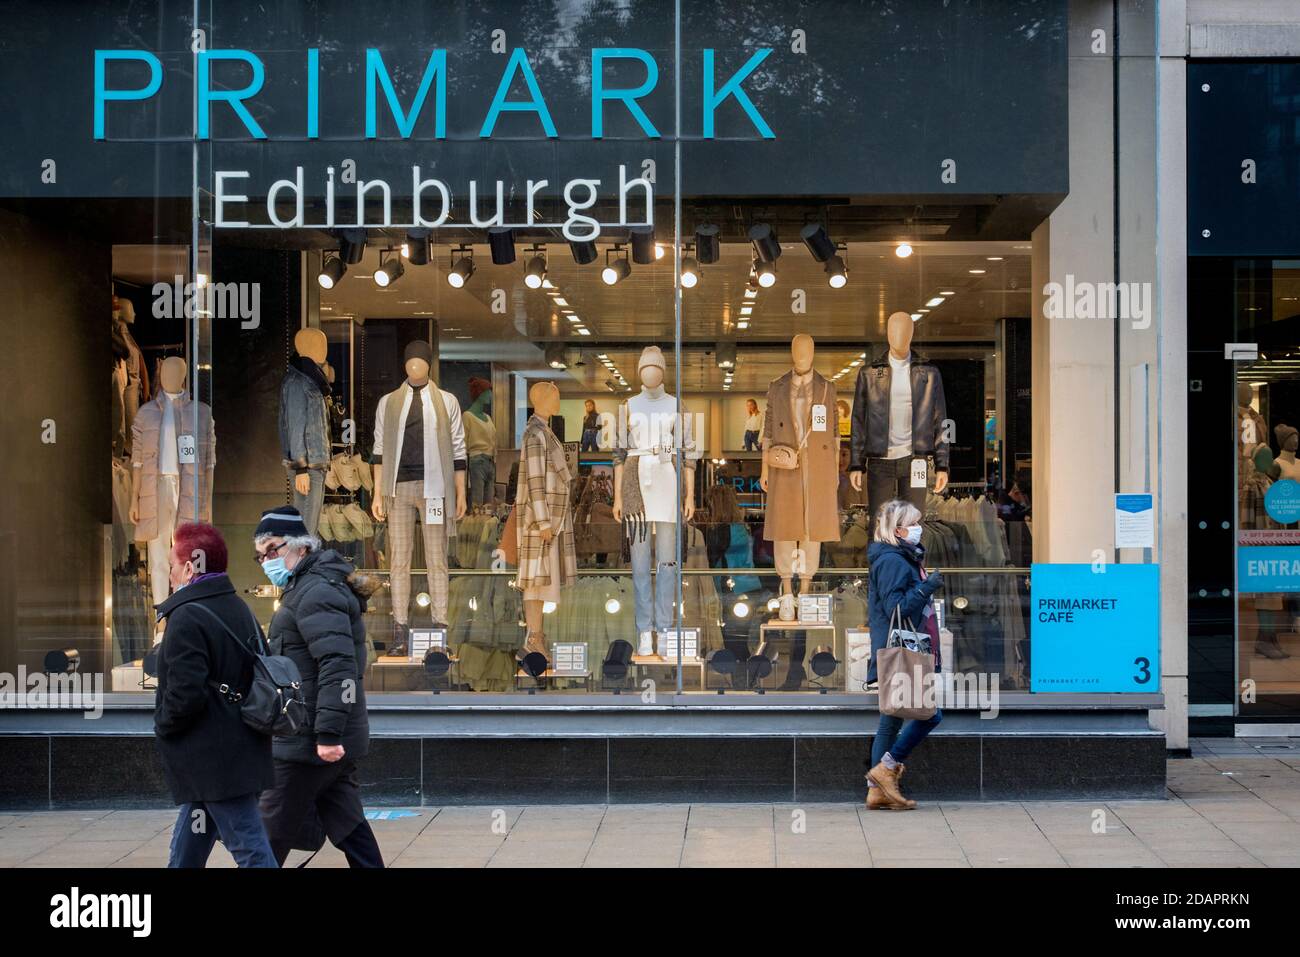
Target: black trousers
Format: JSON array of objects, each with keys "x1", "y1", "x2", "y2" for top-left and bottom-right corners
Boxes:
[
  {"x1": 259, "y1": 757, "x2": 384, "y2": 868},
  {"x1": 866, "y1": 456, "x2": 928, "y2": 534}
]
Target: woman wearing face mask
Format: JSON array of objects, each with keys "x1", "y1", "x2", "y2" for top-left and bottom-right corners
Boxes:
[
  {"x1": 864, "y1": 499, "x2": 944, "y2": 810},
  {"x1": 251, "y1": 505, "x2": 385, "y2": 867}
]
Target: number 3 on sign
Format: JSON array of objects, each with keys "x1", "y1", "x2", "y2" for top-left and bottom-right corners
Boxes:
[
  {"x1": 425, "y1": 497, "x2": 444, "y2": 525},
  {"x1": 178, "y1": 434, "x2": 196, "y2": 465},
  {"x1": 910, "y1": 458, "x2": 927, "y2": 488}
]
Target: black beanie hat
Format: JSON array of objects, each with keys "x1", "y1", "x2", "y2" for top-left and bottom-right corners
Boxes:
[
  {"x1": 256, "y1": 505, "x2": 309, "y2": 538},
  {"x1": 404, "y1": 339, "x2": 433, "y2": 366}
]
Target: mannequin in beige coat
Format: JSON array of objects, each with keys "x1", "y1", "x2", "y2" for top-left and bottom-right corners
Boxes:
[{"x1": 761, "y1": 335, "x2": 840, "y2": 617}]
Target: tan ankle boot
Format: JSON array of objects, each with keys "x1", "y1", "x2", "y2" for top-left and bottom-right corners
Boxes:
[
  {"x1": 867, "y1": 762, "x2": 916, "y2": 809},
  {"x1": 524, "y1": 631, "x2": 548, "y2": 658}
]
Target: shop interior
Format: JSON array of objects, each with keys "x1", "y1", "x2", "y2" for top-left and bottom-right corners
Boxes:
[{"x1": 104, "y1": 219, "x2": 1037, "y2": 698}]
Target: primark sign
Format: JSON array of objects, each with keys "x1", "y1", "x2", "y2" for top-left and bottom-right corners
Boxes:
[{"x1": 0, "y1": 0, "x2": 1068, "y2": 203}]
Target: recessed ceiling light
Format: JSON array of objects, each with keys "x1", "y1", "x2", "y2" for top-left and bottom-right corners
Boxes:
[
  {"x1": 398, "y1": 300, "x2": 418, "y2": 304},
  {"x1": 986, "y1": 256, "x2": 1003, "y2": 261},
  {"x1": 895, "y1": 243, "x2": 913, "y2": 258},
  {"x1": 577, "y1": 328, "x2": 591, "y2": 336},
  {"x1": 744, "y1": 288, "x2": 758, "y2": 299},
  {"x1": 940, "y1": 290, "x2": 955, "y2": 296},
  {"x1": 969, "y1": 269, "x2": 986, "y2": 274},
  {"x1": 741, "y1": 306, "x2": 753, "y2": 315},
  {"x1": 1013, "y1": 244, "x2": 1032, "y2": 250},
  {"x1": 567, "y1": 315, "x2": 582, "y2": 323},
  {"x1": 849, "y1": 360, "x2": 861, "y2": 366},
  {"x1": 737, "y1": 320, "x2": 750, "y2": 330},
  {"x1": 917, "y1": 308, "x2": 930, "y2": 313},
  {"x1": 455, "y1": 335, "x2": 472, "y2": 339},
  {"x1": 554, "y1": 297, "x2": 568, "y2": 306},
  {"x1": 911, "y1": 313, "x2": 922, "y2": 321},
  {"x1": 925, "y1": 297, "x2": 945, "y2": 307},
  {"x1": 319, "y1": 306, "x2": 333, "y2": 311}
]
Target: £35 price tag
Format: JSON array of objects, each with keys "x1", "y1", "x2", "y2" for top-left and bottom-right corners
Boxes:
[
  {"x1": 811, "y1": 404, "x2": 827, "y2": 432},
  {"x1": 910, "y1": 458, "x2": 928, "y2": 489},
  {"x1": 178, "y1": 434, "x2": 196, "y2": 465},
  {"x1": 425, "y1": 497, "x2": 445, "y2": 525}
]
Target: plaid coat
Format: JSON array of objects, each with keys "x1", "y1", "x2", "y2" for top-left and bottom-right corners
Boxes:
[{"x1": 514, "y1": 415, "x2": 577, "y2": 590}]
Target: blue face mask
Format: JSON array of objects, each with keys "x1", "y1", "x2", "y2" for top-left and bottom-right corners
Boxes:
[
  {"x1": 903, "y1": 525, "x2": 924, "y2": 546},
  {"x1": 261, "y1": 556, "x2": 292, "y2": 588}
]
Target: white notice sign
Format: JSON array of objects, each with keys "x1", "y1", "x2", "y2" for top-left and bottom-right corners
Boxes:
[{"x1": 1115, "y1": 493, "x2": 1154, "y2": 549}]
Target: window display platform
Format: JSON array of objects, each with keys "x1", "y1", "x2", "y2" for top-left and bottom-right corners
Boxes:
[{"x1": 0, "y1": 698, "x2": 1165, "y2": 808}]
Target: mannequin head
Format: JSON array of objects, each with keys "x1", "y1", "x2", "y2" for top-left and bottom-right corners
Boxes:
[
  {"x1": 1237, "y1": 382, "x2": 1254, "y2": 408},
  {"x1": 1278, "y1": 424, "x2": 1299, "y2": 453},
  {"x1": 159, "y1": 356, "x2": 187, "y2": 394},
  {"x1": 404, "y1": 339, "x2": 433, "y2": 386},
  {"x1": 529, "y1": 380, "x2": 561, "y2": 419},
  {"x1": 294, "y1": 328, "x2": 328, "y2": 364},
  {"x1": 113, "y1": 296, "x2": 136, "y2": 325},
  {"x1": 791, "y1": 334, "x2": 815, "y2": 374},
  {"x1": 746, "y1": 398, "x2": 758, "y2": 415},
  {"x1": 886, "y1": 312, "x2": 914, "y2": 359},
  {"x1": 585, "y1": 398, "x2": 596, "y2": 415},
  {"x1": 638, "y1": 345, "x2": 666, "y2": 390}
]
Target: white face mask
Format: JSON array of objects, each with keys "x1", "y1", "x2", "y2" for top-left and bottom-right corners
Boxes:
[{"x1": 902, "y1": 525, "x2": 923, "y2": 546}]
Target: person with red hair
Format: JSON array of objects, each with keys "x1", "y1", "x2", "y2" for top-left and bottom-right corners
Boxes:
[{"x1": 154, "y1": 521, "x2": 277, "y2": 867}]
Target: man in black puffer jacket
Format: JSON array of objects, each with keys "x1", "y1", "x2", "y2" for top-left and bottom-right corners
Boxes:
[{"x1": 251, "y1": 506, "x2": 384, "y2": 867}]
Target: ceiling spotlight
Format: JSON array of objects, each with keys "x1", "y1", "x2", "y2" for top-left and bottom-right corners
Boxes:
[
  {"x1": 655, "y1": 243, "x2": 667, "y2": 260},
  {"x1": 681, "y1": 255, "x2": 700, "y2": 288},
  {"x1": 716, "y1": 342, "x2": 737, "y2": 369},
  {"x1": 569, "y1": 239, "x2": 598, "y2": 265},
  {"x1": 755, "y1": 259, "x2": 777, "y2": 288},
  {"x1": 524, "y1": 248, "x2": 547, "y2": 289},
  {"x1": 374, "y1": 252, "x2": 405, "y2": 288},
  {"x1": 696, "y1": 224, "x2": 721, "y2": 264},
  {"x1": 969, "y1": 268, "x2": 986, "y2": 274},
  {"x1": 630, "y1": 226, "x2": 657, "y2": 264},
  {"x1": 910, "y1": 312, "x2": 922, "y2": 321},
  {"x1": 545, "y1": 342, "x2": 567, "y2": 370},
  {"x1": 602, "y1": 246, "x2": 631, "y2": 285},
  {"x1": 733, "y1": 600, "x2": 751, "y2": 618},
  {"x1": 605, "y1": 597, "x2": 621, "y2": 614},
  {"x1": 825, "y1": 250, "x2": 848, "y2": 289},
  {"x1": 405, "y1": 229, "x2": 431, "y2": 265},
  {"x1": 925, "y1": 296, "x2": 945, "y2": 307},
  {"x1": 317, "y1": 254, "x2": 346, "y2": 289},
  {"x1": 447, "y1": 246, "x2": 475, "y2": 288},
  {"x1": 737, "y1": 320, "x2": 749, "y2": 330},
  {"x1": 800, "y1": 223, "x2": 836, "y2": 263},
  {"x1": 336, "y1": 227, "x2": 367, "y2": 264},
  {"x1": 940, "y1": 290, "x2": 956, "y2": 295},
  {"x1": 488, "y1": 227, "x2": 516, "y2": 265},
  {"x1": 749, "y1": 223, "x2": 781, "y2": 263},
  {"x1": 895, "y1": 242, "x2": 914, "y2": 259}
]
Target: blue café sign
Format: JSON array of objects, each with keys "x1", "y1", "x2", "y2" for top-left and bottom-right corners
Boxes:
[{"x1": 1030, "y1": 563, "x2": 1160, "y2": 692}]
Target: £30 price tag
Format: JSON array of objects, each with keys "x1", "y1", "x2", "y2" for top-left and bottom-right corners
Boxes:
[
  {"x1": 178, "y1": 434, "x2": 196, "y2": 465},
  {"x1": 425, "y1": 497, "x2": 445, "y2": 525},
  {"x1": 910, "y1": 458, "x2": 928, "y2": 489}
]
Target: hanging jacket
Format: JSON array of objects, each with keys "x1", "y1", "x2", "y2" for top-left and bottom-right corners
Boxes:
[
  {"x1": 850, "y1": 348, "x2": 949, "y2": 472},
  {"x1": 279, "y1": 355, "x2": 331, "y2": 474}
]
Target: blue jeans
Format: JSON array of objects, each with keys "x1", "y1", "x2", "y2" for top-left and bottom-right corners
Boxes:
[
  {"x1": 168, "y1": 793, "x2": 278, "y2": 868},
  {"x1": 630, "y1": 520, "x2": 677, "y2": 633},
  {"x1": 743, "y1": 429, "x2": 760, "y2": 451},
  {"x1": 580, "y1": 428, "x2": 600, "y2": 451},
  {"x1": 468, "y1": 453, "x2": 495, "y2": 505},
  {"x1": 872, "y1": 709, "x2": 943, "y2": 766}
]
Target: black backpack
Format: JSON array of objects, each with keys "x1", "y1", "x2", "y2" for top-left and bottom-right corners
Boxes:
[{"x1": 189, "y1": 603, "x2": 309, "y2": 737}]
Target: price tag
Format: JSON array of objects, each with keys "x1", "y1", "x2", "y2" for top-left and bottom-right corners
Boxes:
[
  {"x1": 425, "y1": 497, "x2": 445, "y2": 525},
  {"x1": 910, "y1": 458, "x2": 928, "y2": 489},
  {"x1": 178, "y1": 434, "x2": 196, "y2": 465},
  {"x1": 811, "y1": 404, "x2": 828, "y2": 432}
]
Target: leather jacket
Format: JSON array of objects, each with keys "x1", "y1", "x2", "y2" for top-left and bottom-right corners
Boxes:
[{"x1": 849, "y1": 348, "x2": 949, "y2": 472}]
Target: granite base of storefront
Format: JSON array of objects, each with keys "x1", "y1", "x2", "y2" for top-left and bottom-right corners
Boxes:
[{"x1": 0, "y1": 697, "x2": 1165, "y2": 808}]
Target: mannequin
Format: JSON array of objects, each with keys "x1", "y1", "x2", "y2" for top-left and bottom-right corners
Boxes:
[
  {"x1": 464, "y1": 377, "x2": 497, "y2": 506},
  {"x1": 129, "y1": 356, "x2": 215, "y2": 611},
  {"x1": 279, "y1": 328, "x2": 331, "y2": 536},
  {"x1": 1276, "y1": 424, "x2": 1300, "y2": 480},
  {"x1": 760, "y1": 334, "x2": 841, "y2": 620},
  {"x1": 514, "y1": 380, "x2": 576, "y2": 659},
  {"x1": 112, "y1": 295, "x2": 147, "y2": 457},
  {"x1": 849, "y1": 311, "x2": 950, "y2": 534},
  {"x1": 371, "y1": 339, "x2": 467, "y2": 655},
  {"x1": 613, "y1": 346, "x2": 697, "y2": 657}
]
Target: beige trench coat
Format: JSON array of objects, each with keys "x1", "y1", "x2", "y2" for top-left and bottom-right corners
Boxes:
[{"x1": 762, "y1": 371, "x2": 841, "y2": 542}]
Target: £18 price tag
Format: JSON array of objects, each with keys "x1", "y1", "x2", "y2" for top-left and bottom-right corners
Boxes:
[{"x1": 910, "y1": 458, "x2": 928, "y2": 489}]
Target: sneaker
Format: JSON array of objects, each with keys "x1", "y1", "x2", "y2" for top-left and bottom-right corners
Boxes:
[{"x1": 637, "y1": 631, "x2": 655, "y2": 656}]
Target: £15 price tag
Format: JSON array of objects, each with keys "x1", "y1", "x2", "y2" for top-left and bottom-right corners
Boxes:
[
  {"x1": 425, "y1": 497, "x2": 445, "y2": 525},
  {"x1": 178, "y1": 434, "x2": 196, "y2": 465},
  {"x1": 811, "y1": 404, "x2": 827, "y2": 432},
  {"x1": 910, "y1": 458, "x2": 928, "y2": 489}
]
